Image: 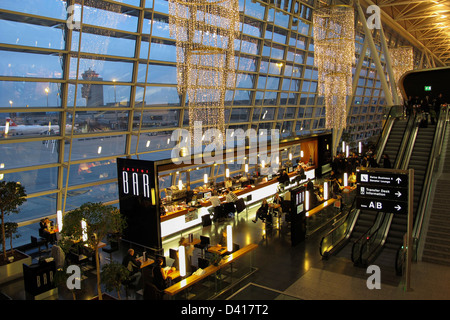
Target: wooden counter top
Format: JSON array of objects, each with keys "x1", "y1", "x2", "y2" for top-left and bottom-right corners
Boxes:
[{"x1": 164, "y1": 243, "x2": 258, "y2": 296}]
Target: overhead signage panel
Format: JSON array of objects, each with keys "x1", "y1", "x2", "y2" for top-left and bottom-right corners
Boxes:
[
  {"x1": 357, "y1": 185, "x2": 408, "y2": 202},
  {"x1": 357, "y1": 171, "x2": 408, "y2": 188},
  {"x1": 356, "y1": 198, "x2": 407, "y2": 215}
]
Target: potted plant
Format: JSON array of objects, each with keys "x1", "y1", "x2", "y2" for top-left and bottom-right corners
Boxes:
[
  {"x1": 0, "y1": 181, "x2": 31, "y2": 284},
  {"x1": 3, "y1": 222, "x2": 20, "y2": 262},
  {"x1": 100, "y1": 261, "x2": 130, "y2": 300},
  {"x1": 61, "y1": 202, "x2": 126, "y2": 300}
]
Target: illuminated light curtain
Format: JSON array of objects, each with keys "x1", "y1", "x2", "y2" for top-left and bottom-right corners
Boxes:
[
  {"x1": 169, "y1": 0, "x2": 239, "y2": 145},
  {"x1": 313, "y1": 5, "x2": 355, "y2": 131},
  {"x1": 389, "y1": 46, "x2": 413, "y2": 103}
]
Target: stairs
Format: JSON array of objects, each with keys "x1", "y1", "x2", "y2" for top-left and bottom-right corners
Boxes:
[
  {"x1": 422, "y1": 126, "x2": 450, "y2": 266},
  {"x1": 422, "y1": 179, "x2": 450, "y2": 266}
]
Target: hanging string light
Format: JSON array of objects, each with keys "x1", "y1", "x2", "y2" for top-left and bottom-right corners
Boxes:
[
  {"x1": 168, "y1": 0, "x2": 239, "y2": 145},
  {"x1": 389, "y1": 46, "x2": 414, "y2": 103},
  {"x1": 313, "y1": 5, "x2": 355, "y2": 131}
]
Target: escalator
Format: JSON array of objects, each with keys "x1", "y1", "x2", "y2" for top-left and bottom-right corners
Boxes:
[
  {"x1": 320, "y1": 106, "x2": 409, "y2": 260},
  {"x1": 382, "y1": 118, "x2": 408, "y2": 167},
  {"x1": 362, "y1": 113, "x2": 439, "y2": 275}
]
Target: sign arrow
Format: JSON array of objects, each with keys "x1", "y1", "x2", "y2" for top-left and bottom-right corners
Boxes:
[
  {"x1": 395, "y1": 205, "x2": 402, "y2": 211},
  {"x1": 395, "y1": 191, "x2": 402, "y2": 198},
  {"x1": 396, "y1": 177, "x2": 402, "y2": 184}
]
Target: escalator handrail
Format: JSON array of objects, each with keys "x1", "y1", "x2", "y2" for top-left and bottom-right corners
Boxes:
[
  {"x1": 393, "y1": 112, "x2": 416, "y2": 169},
  {"x1": 319, "y1": 194, "x2": 358, "y2": 256},
  {"x1": 319, "y1": 207, "x2": 359, "y2": 257},
  {"x1": 351, "y1": 212, "x2": 386, "y2": 264},
  {"x1": 375, "y1": 105, "x2": 403, "y2": 164},
  {"x1": 399, "y1": 113, "x2": 422, "y2": 170},
  {"x1": 359, "y1": 212, "x2": 393, "y2": 266}
]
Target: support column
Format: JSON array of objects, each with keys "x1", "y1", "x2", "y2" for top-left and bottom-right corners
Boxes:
[
  {"x1": 379, "y1": 26, "x2": 400, "y2": 105},
  {"x1": 355, "y1": 0, "x2": 394, "y2": 107}
]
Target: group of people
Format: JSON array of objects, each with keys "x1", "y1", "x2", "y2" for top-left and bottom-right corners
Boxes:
[
  {"x1": 405, "y1": 93, "x2": 447, "y2": 125},
  {"x1": 207, "y1": 187, "x2": 240, "y2": 221},
  {"x1": 122, "y1": 235, "x2": 195, "y2": 300}
]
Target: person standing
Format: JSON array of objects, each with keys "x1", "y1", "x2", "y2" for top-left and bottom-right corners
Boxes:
[
  {"x1": 122, "y1": 248, "x2": 142, "y2": 286},
  {"x1": 382, "y1": 154, "x2": 391, "y2": 169}
]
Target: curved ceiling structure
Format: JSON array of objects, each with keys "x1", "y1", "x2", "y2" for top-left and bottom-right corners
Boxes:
[{"x1": 361, "y1": 0, "x2": 450, "y2": 66}]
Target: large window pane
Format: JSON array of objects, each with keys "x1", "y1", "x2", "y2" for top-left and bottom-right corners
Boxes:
[
  {"x1": 2, "y1": 167, "x2": 58, "y2": 194},
  {"x1": 70, "y1": 111, "x2": 129, "y2": 133},
  {"x1": 80, "y1": 4, "x2": 138, "y2": 33},
  {"x1": 69, "y1": 159, "x2": 117, "y2": 187},
  {"x1": 68, "y1": 84, "x2": 132, "y2": 107},
  {"x1": 138, "y1": 64, "x2": 178, "y2": 84},
  {"x1": 0, "y1": 51, "x2": 63, "y2": 78},
  {"x1": 64, "y1": 182, "x2": 119, "y2": 212},
  {"x1": 71, "y1": 31, "x2": 136, "y2": 58},
  {"x1": 135, "y1": 86, "x2": 181, "y2": 107},
  {"x1": 69, "y1": 58, "x2": 133, "y2": 82},
  {"x1": 0, "y1": 81, "x2": 63, "y2": 108},
  {"x1": 1, "y1": 111, "x2": 62, "y2": 137},
  {"x1": 134, "y1": 109, "x2": 180, "y2": 129},
  {"x1": 0, "y1": 141, "x2": 59, "y2": 169},
  {"x1": 0, "y1": 0, "x2": 67, "y2": 19},
  {"x1": 0, "y1": 20, "x2": 65, "y2": 50},
  {"x1": 65, "y1": 135, "x2": 126, "y2": 161}
]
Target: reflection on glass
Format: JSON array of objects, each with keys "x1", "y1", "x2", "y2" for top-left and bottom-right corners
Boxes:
[
  {"x1": 64, "y1": 182, "x2": 119, "y2": 212},
  {"x1": 0, "y1": 140, "x2": 60, "y2": 171},
  {"x1": 2, "y1": 167, "x2": 58, "y2": 194},
  {"x1": 135, "y1": 86, "x2": 181, "y2": 106},
  {"x1": 0, "y1": 51, "x2": 63, "y2": 78},
  {"x1": 0, "y1": 112, "x2": 63, "y2": 139},
  {"x1": 0, "y1": 81, "x2": 63, "y2": 108},
  {"x1": 133, "y1": 109, "x2": 180, "y2": 129},
  {"x1": 69, "y1": 111, "x2": 129, "y2": 133},
  {"x1": 65, "y1": 135, "x2": 126, "y2": 162},
  {"x1": 69, "y1": 159, "x2": 117, "y2": 187}
]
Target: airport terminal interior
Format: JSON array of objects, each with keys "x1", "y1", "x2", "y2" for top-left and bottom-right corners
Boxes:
[{"x1": 0, "y1": 0, "x2": 449, "y2": 303}]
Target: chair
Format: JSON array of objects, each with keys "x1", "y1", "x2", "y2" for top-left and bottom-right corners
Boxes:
[
  {"x1": 201, "y1": 214, "x2": 212, "y2": 227},
  {"x1": 102, "y1": 240, "x2": 119, "y2": 262},
  {"x1": 235, "y1": 198, "x2": 246, "y2": 214},
  {"x1": 143, "y1": 282, "x2": 163, "y2": 300},
  {"x1": 30, "y1": 236, "x2": 46, "y2": 259}
]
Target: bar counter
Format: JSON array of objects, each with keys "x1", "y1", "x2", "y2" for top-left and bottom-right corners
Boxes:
[{"x1": 160, "y1": 167, "x2": 315, "y2": 238}]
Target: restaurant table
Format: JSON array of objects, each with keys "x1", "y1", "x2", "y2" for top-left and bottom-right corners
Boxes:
[{"x1": 164, "y1": 243, "x2": 258, "y2": 298}]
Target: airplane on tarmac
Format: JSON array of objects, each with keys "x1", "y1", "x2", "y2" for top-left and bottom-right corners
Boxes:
[{"x1": 0, "y1": 118, "x2": 73, "y2": 137}]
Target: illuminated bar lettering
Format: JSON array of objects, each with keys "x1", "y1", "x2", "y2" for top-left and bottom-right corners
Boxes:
[
  {"x1": 132, "y1": 172, "x2": 139, "y2": 196},
  {"x1": 123, "y1": 171, "x2": 129, "y2": 194},
  {"x1": 121, "y1": 169, "x2": 151, "y2": 198},
  {"x1": 143, "y1": 173, "x2": 150, "y2": 198}
]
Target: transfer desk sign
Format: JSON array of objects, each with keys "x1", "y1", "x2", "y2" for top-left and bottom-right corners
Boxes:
[{"x1": 356, "y1": 169, "x2": 409, "y2": 214}]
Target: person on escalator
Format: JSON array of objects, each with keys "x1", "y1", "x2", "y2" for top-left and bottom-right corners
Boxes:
[{"x1": 382, "y1": 154, "x2": 391, "y2": 169}]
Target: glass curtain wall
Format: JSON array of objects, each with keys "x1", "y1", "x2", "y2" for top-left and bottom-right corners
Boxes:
[{"x1": 0, "y1": 0, "x2": 423, "y2": 245}]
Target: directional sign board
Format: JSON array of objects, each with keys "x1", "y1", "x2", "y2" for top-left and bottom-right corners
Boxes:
[
  {"x1": 356, "y1": 169, "x2": 409, "y2": 214},
  {"x1": 356, "y1": 171, "x2": 408, "y2": 188},
  {"x1": 356, "y1": 197, "x2": 408, "y2": 215},
  {"x1": 356, "y1": 185, "x2": 408, "y2": 202}
]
